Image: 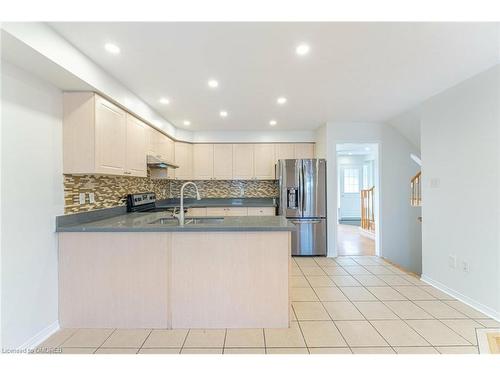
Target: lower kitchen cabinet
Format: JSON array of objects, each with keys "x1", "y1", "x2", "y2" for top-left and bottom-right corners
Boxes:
[
  {"x1": 186, "y1": 207, "x2": 207, "y2": 217},
  {"x1": 247, "y1": 207, "x2": 276, "y2": 216},
  {"x1": 187, "y1": 206, "x2": 276, "y2": 217},
  {"x1": 206, "y1": 207, "x2": 248, "y2": 216}
]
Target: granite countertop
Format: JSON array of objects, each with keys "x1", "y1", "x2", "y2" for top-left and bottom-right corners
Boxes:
[
  {"x1": 56, "y1": 211, "x2": 294, "y2": 233},
  {"x1": 156, "y1": 197, "x2": 277, "y2": 208}
]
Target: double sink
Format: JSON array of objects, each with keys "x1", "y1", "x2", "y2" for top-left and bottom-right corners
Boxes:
[{"x1": 149, "y1": 217, "x2": 224, "y2": 226}]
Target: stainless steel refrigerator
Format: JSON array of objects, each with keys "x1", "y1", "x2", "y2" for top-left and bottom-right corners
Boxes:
[{"x1": 277, "y1": 159, "x2": 327, "y2": 256}]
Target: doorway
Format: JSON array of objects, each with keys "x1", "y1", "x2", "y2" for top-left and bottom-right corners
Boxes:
[{"x1": 336, "y1": 143, "x2": 379, "y2": 256}]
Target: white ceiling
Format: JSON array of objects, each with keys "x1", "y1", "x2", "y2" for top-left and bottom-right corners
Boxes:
[
  {"x1": 336, "y1": 143, "x2": 376, "y2": 156},
  {"x1": 48, "y1": 22, "x2": 499, "y2": 132}
]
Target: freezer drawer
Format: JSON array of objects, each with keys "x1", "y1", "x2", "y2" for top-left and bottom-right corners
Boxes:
[{"x1": 290, "y1": 218, "x2": 327, "y2": 256}]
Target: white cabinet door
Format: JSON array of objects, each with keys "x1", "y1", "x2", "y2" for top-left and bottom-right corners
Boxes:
[
  {"x1": 294, "y1": 144, "x2": 315, "y2": 159},
  {"x1": 94, "y1": 96, "x2": 127, "y2": 175},
  {"x1": 206, "y1": 207, "x2": 248, "y2": 216},
  {"x1": 254, "y1": 144, "x2": 276, "y2": 180},
  {"x1": 174, "y1": 142, "x2": 193, "y2": 180},
  {"x1": 275, "y1": 143, "x2": 295, "y2": 161},
  {"x1": 213, "y1": 144, "x2": 233, "y2": 180},
  {"x1": 247, "y1": 207, "x2": 276, "y2": 216},
  {"x1": 193, "y1": 144, "x2": 214, "y2": 180},
  {"x1": 232, "y1": 144, "x2": 254, "y2": 180},
  {"x1": 125, "y1": 114, "x2": 147, "y2": 177},
  {"x1": 186, "y1": 207, "x2": 207, "y2": 217}
]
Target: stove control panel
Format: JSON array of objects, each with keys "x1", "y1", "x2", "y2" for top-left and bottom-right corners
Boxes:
[{"x1": 126, "y1": 192, "x2": 156, "y2": 212}]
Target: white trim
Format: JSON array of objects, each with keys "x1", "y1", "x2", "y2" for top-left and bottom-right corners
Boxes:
[
  {"x1": 421, "y1": 274, "x2": 500, "y2": 321},
  {"x1": 17, "y1": 321, "x2": 60, "y2": 351}
]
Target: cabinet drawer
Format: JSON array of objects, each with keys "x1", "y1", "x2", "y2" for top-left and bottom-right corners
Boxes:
[
  {"x1": 186, "y1": 207, "x2": 207, "y2": 217},
  {"x1": 206, "y1": 207, "x2": 248, "y2": 216},
  {"x1": 247, "y1": 207, "x2": 276, "y2": 216}
]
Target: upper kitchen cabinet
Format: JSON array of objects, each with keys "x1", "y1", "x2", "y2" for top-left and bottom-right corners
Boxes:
[
  {"x1": 232, "y1": 144, "x2": 254, "y2": 180},
  {"x1": 63, "y1": 92, "x2": 147, "y2": 177},
  {"x1": 174, "y1": 142, "x2": 193, "y2": 180},
  {"x1": 213, "y1": 144, "x2": 233, "y2": 180},
  {"x1": 275, "y1": 143, "x2": 295, "y2": 161},
  {"x1": 192, "y1": 144, "x2": 214, "y2": 180},
  {"x1": 294, "y1": 143, "x2": 315, "y2": 159},
  {"x1": 125, "y1": 114, "x2": 147, "y2": 177},
  {"x1": 254, "y1": 144, "x2": 276, "y2": 179},
  {"x1": 147, "y1": 127, "x2": 174, "y2": 164}
]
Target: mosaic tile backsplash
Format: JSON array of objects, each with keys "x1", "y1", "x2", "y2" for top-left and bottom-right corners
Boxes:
[{"x1": 64, "y1": 173, "x2": 278, "y2": 213}]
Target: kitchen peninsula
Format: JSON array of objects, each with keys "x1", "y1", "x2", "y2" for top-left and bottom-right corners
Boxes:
[{"x1": 56, "y1": 205, "x2": 294, "y2": 330}]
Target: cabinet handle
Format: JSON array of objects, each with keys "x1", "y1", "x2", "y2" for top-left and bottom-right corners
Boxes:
[{"x1": 124, "y1": 171, "x2": 131, "y2": 175}]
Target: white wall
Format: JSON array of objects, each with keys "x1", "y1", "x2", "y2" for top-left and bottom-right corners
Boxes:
[
  {"x1": 420, "y1": 64, "x2": 500, "y2": 318},
  {"x1": 318, "y1": 122, "x2": 422, "y2": 273},
  {"x1": 1, "y1": 61, "x2": 63, "y2": 349}
]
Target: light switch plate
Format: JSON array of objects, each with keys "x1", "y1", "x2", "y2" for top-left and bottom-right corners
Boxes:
[
  {"x1": 89, "y1": 192, "x2": 95, "y2": 204},
  {"x1": 79, "y1": 193, "x2": 86, "y2": 205},
  {"x1": 448, "y1": 255, "x2": 457, "y2": 269}
]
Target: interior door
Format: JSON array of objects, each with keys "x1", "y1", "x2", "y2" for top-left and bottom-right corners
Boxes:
[{"x1": 339, "y1": 165, "x2": 362, "y2": 220}]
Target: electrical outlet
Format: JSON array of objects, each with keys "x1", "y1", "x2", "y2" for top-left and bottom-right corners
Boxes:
[
  {"x1": 461, "y1": 261, "x2": 469, "y2": 273},
  {"x1": 89, "y1": 192, "x2": 95, "y2": 204},
  {"x1": 79, "y1": 193, "x2": 86, "y2": 205},
  {"x1": 448, "y1": 255, "x2": 457, "y2": 269}
]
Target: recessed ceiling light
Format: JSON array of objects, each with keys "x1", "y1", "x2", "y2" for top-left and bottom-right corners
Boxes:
[
  {"x1": 208, "y1": 79, "x2": 219, "y2": 88},
  {"x1": 277, "y1": 97, "x2": 287, "y2": 105},
  {"x1": 183, "y1": 120, "x2": 191, "y2": 126},
  {"x1": 159, "y1": 97, "x2": 170, "y2": 105},
  {"x1": 104, "y1": 43, "x2": 120, "y2": 54},
  {"x1": 295, "y1": 43, "x2": 310, "y2": 56},
  {"x1": 348, "y1": 152, "x2": 353, "y2": 155},
  {"x1": 269, "y1": 120, "x2": 277, "y2": 126},
  {"x1": 219, "y1": 111, "x2": 228, "y2": 118},
  {"x1": 364, "y1": 147, "x2": 370, "y2": 151}
]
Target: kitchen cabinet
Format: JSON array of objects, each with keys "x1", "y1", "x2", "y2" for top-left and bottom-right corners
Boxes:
[
  {"x1": 174, "y1": 142, "x2": 193, "y2": 180},
  {"x1": 275, "y1": 143, "x2": 295, "y2": 161},
  {"x1": 294, "y1": 143, "x2": 315, "y2": 159},
  {"x1": 213, "y1": 144, "x2": 233, "y2": 180},
  {"x1": 148, "y1": 128, "x2": 174, "y2": 163},
  {"x1": 186, "y1": 207, "x2": 207, "y2": 217},
  {"x1": 247, "y1": 207, "x2": 276, "y2": 216},
  {"x1": 94, "y1": 95, "x2": 127, "y2": 175},
  {"x1": 125, "y1": 114, "x2": 147, "y2": 177},
  {"x1": 232, "y1": 144, "x2": 254, "y2": 180},
  {"x1": 206, "y1": 207, "x2": 248, "y2": 216},
  {"x1": 63, "y1": 92, "x2": 147, "y2": 177},
  {"x1": 193, "y1": 144, "x2": 214, "y2": 180},
  {"x1": 254, "y1": 144, "x2": 276, "y2": 179}
]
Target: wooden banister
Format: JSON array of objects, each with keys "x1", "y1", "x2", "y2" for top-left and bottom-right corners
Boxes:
[
  {"x1": 360, "y1": 186, "x2": 375, "y2": 233},
  {"x1": 410, "y1": 171, "x2": 422, "y2": 207}
]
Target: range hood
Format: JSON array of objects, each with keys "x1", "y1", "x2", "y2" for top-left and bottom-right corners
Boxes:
[{"x1": 147, "y1": 154, "x2": 179, "y2": 169}]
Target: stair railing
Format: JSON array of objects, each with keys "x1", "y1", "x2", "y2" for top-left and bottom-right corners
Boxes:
[
  {"x1": 360, "y1": 186, "x2": 375, "y2": 232},
  {"x1": 410, "y1": 171, "x2": 422, "y2": 207}
]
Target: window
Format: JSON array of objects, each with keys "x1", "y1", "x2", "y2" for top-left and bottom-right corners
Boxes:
[{"x1": 343, "y1": 168, "x2": 360, "y2": 193}]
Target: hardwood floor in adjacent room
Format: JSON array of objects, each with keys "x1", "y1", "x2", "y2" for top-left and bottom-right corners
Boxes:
[{"x1": 337, "y1": 224, "x2": 375, "y2": 256}]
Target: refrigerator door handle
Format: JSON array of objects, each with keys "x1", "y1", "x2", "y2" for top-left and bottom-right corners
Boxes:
[
  {"x1": 300, "y1": 163, "x2": 305, "y2": 214},
  {"x1": 298, "y1": 162, "x2": 303, "y2": 217}
]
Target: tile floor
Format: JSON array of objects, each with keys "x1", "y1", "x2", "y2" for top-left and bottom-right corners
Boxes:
[{"x1": 37, "y1": 256, "x2": 499, "y2": 354}]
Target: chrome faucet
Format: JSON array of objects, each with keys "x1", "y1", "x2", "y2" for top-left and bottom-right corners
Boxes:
[{"x1": 178, "y1": 181, "x2": 201, "y2": 226}]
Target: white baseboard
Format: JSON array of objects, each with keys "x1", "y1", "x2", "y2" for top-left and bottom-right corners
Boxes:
[
  {"x1": 359, "y1": 228, "x2": 375, "y2": 240},
  {"x1": 420, "y1": 274, "x2": 500, "y2": 321},
  {"x1": 17, "y1": 321, "x2": 60, "y2": 351}
]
